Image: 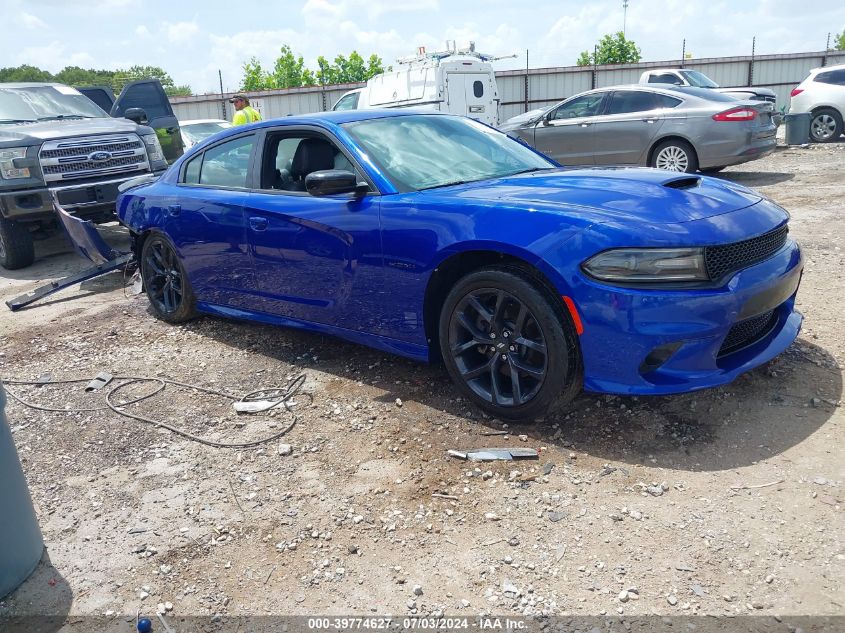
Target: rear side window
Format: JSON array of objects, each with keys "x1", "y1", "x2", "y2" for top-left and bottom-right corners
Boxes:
[
  {"x1": 650, "y1": 73, "x2": 682, "y2": 85},
  {"x1": 183, "y1": 154, "x2": 201, "y2": 184},
  {"x1": 605, "y1": 91, "x2": 657, "y2": 115},
  {"x1": 473, "y1": 81, "x2": 484, "y2": 98},
  {"x1": 815, "y1": 70, "x2": 845, "y2": 86},
  {"x1": 655, "y1": 94, "x2": 683, "y2": 108}
]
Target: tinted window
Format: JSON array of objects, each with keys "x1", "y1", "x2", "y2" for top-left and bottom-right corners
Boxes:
[
  {"x1": 815, "y1": 70, "x2": 845, "y2": 86},
  {"x1": 198, "y1": 135, "x2": 254, "y2": 188},
  {"x1": 680, "y1": 70, "x2": 719, "y2": 88},
  {"x1": 183, "y1": 154, "x2": 201, "y2": 184},
  {"x1": 260, "y1": 134, "x2": 367, "y2": 192},
  {"x1": 650, "y1": 73, "x2": 682, "y2": 85},
  {"x1": 473, "y1": 81, "x2": 484, "y2": 98},
  {"x1": 333, "y1": 92, "x2": 359, "y2": 111},
  {"x1": 113, "y1": 82, "x2": 169, "y2": 119},
  {"x1": 552, "y1": 93, "x2": 605, "y2": 120},
  {"x1": 605, "y1": 91, "x2": 656, "y2": 114},
  {"x1": 655, "y1": 94, "x2": 683, "y2": 108},
  {"x1": 78, "y1": 88, "x2": 115, "y2": 112}
]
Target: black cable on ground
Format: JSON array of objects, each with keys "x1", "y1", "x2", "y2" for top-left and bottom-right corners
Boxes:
[{"x1": 1, "y1": 373, "x2": 308, "y2": 449}]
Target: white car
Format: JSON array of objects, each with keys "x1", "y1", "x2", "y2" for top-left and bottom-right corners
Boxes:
[
  {"x1": 788, "y1": 64, "x2": 845, "y2": 142},
  {"x1": 179, "y1": 119, "x2": 232, "y2": 148}
]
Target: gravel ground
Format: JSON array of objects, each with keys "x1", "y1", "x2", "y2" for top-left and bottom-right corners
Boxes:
[{"x1": 0, "y1": 141, "x2": 843, "y2": 633}]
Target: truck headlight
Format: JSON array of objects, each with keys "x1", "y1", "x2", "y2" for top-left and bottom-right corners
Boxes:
[
  {"x1": 0, "y1": 148, "x2": 31, "y2": 180},
  {"x1": 582, "y1": 248, "x2": 708, "y2": 282},
  {"x1": 141, "y1": 134, "x2": 164, "y2": 163}
]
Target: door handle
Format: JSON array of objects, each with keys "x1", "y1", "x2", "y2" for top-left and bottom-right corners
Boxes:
[
  {"x1": 167, "y1": 204, "x2": 181, "y2": 216},
  {"x1": 580, "y1": 122, "x2": 593, "y2": 127},
  {"x1": 249, "y1": 216, "x2": 268, "y2": 231},
  {"x1": 642, "y1": 118, "x2": 656, "y2": 123}
]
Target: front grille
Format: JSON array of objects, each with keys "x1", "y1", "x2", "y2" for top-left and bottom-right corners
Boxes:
[
  {"x1": 718, "y1": 310, "x2": 777, "y2": 357},
  {"x1": 705, "y1": 225, "x2": 789, "y2": 281},
  {"x1": 39, "y1": 134, "x2": 149, "y2": 184}
]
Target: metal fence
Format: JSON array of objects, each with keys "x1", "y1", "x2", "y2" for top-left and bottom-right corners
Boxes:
[{"x1": 170, "y1": 49, "x2": 845, "y2": 124}]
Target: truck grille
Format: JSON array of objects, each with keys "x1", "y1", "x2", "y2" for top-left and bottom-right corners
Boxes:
[
  {"x1": 705, "y1": 225, "x2": 789, "y2": 281},
  {"x1": 39, "y1": 134, "x2": 149, "y2": 184}
]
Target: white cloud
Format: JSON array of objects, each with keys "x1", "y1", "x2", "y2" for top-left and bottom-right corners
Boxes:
[
  {"x1": 164, "y1": 21, "x2": 200, "y2": 44},
  {"x1": 18, "y1": 12, "x2": 48, "y2": 29},
  {"x1": 15, "y1": 42, "x2": 94, "y2": 72},
  {"x1": 135, "y1": 25, "x2": 151, "y2": 37}
]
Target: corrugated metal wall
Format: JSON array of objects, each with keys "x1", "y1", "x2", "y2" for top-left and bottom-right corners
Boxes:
[{"x1": 170, "y1": 50, "x2": 845, "y2": 125}]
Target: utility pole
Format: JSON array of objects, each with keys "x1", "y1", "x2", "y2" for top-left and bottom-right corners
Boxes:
[
  {"x1": 219, "y1": 70, "x2": 227, "y2": 121},
  {"x1": 623, "y1": 0, "x2": 629, "y2": 37}
]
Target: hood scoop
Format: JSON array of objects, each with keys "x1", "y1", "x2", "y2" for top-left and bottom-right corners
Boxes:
[{"x1": 662, "y1": 175, "x2": 702, "y2": 190}]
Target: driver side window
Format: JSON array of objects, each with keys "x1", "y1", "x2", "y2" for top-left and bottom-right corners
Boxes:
[
  {"x1": 552, "y1": 93, "x2": 605, "y2": 120},
  {"x1": 259, "y1": 132, "x2": 368, "y2": 193}
]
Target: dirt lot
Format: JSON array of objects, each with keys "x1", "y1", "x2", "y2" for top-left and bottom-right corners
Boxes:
[{"x1": 1, "y1": 142, "x2": 843, "y2": 632}]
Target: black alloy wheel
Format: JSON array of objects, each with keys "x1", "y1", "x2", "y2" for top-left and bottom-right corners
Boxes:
[
  {"x1": 140, "y1": 235, "x2": 196, "y2": 322},
  {"x1": 439, "y1": 266, "x2": 581, "y2": 421}
]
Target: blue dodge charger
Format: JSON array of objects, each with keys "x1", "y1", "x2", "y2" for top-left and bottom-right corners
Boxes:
[{"x1": 117, "y1": 110, "x2": 803, "y2": 420}]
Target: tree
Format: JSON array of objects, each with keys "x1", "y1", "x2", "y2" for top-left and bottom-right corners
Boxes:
[
  {"x1": 577, "y1": 32, "x2": 642, "y2": 66},
  {"x1": 269, "y1": 45, "x2": 314, "y2": 89},
  {"x1": 240, "y1": 57, "x2": 268, "y2": 91},
  {"x1": 316, "y1": 56, "x2": 337, "y2": 86},
  {"x1": 241, "y1": 46, "x2": 388, "y2": 89},
  {"x1": 835, "y1": 30, "x2": 845, "y2": 50},
  {"x1": 0, "y1": 64, "x2": 54, "y2": 82}
]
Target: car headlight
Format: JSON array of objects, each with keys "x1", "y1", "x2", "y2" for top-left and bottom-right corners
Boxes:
[
  {"x1": 141, "y1": 134, "x2": 164, "y2": 163},
  {"x1": 582, "y1": 248, "x2": 708, "y2": 282},
  {"x1": 0, "y1": 147, "x2": 31, "y2": 180}
]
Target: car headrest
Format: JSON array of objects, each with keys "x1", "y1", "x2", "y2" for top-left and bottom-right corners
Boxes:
[{"x1": 291, "y1": 138, "x2": 336, "y2": 178}]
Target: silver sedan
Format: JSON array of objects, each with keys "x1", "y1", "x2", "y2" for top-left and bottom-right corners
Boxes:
[{"x1": 499, "y1": 85, "x2": 776, "y2": 173}]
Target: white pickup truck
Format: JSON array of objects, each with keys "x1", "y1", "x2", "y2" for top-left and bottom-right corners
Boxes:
[{"x1": 640, "y1": 68, "x2": 781, "y2": 124}]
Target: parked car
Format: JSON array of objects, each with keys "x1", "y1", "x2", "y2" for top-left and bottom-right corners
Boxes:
[
  {"x1": 500, "y1": 85, "x2": 776, "y2": 173},
  {"x1": 331, "y1": 44, "x2": 501, "y2": 126},
  {"x1": 77, "y1": 80, "x2": 184, "y2": 163},
  {"x1": 639, "y1": 68, "x2": 780, "y2": 123},
  {"x1": 116, "y1": 110, "x2": 802, "y2": 420},
  {"x1": 0, "y1": 82, "x2": 169, "y2": 269},
  {"x1": 179, "y1": 119, "x2": 231, "y2": 148},
  {"x1": 788, "y1": 63, "x2": 845, "y2": 143}
]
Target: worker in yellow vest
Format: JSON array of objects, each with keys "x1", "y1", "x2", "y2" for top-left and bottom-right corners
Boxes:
[{"x1": 229, "y1": 94, "x2": 262, "y2": 126}]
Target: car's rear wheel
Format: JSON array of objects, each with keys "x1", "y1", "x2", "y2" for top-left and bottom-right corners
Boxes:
[
  {"x1": 651, "y1": 139, "x2": 699, "y2": 173},
  {"x1": 0, "y1": 217, "x2": 35, "y2": 270},
  {"x1": 810, "y1": 108, "x2": 843, "y2": 143},
  {"x1": 140, "y1": 234, "x2": 197, "y2": 323},
  {"x1": 439, "y1": 266, "x2": 581, "y2": 421}
]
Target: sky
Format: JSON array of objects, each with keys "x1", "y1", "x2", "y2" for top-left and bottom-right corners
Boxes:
[{"x1": 2, "y1": 0, "x2": 843, "y2": 94}]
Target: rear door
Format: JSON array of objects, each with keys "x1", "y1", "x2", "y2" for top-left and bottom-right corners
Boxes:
[
  {"x1": 77, "y1": 86, "x2": 115, "y2": 113},
  {"x1": 445, "y1": 72, "x2": 497, "y2": 126},
  {"x1": 532, "y1": 92, "x2": 606, "y2": 165},
  {"x1": 112, "y1": 79, "x2": 184, "y2": 163},
  {"x1": 590, "y1": 90, "x2": 666, "y2": 165}
]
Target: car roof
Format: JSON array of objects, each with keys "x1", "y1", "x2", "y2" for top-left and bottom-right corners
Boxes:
[
  {"x1": 811, "y1": 63, "x2": 845, "y2": 74},
  {"x1": 249, "y1": 108, "x2": 446, "y2": 128},
  {"x1": 180, "y1": 119, "x2": 229, "y2": 125}
]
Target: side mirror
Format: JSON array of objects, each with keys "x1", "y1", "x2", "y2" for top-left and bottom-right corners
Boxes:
[
  {"x1": 305, "y1": 170, "x2": 367, "y2": 197},
  {"x1": 124, "y1": 107, "x2": 148, "y2": 125},
  {"x1": 542, "y1": 112, "x2": 554, "y2": 125}
]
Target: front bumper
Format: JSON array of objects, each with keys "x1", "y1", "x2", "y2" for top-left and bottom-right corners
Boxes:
[
  {"x1": 574, "y1": 239, "x2": 803, "y2": 395},
  {"x1": 0, "y1": 173, "x2": 162, "y2": 222}
]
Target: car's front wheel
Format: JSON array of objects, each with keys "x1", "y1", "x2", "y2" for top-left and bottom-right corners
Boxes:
[
  {"x1": 439, "y1": 266, "x2": 581, "y2": 421},
  {"x1": 0, "y1": 217, "x2": 35, "y2": 270},
  {"x1": 810, "y1": 108, "x2": 843, "y2": 143},
  {"x1": 650, "y1": 139, "x2": 699, "y2": 173},
  {"x1": 140, "y1": 234, "x2": 197, "y2": 323}
]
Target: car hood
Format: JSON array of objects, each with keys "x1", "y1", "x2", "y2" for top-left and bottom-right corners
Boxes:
[
  {"x1": 0, "y1": 118, "x2": 146, "y2": 146},
  {"x1": 500, "y1": 108, "x2": 545, "y2": 130},
  {"x1": 441, "y1": 168, "x2": 764, "y2": 224}
]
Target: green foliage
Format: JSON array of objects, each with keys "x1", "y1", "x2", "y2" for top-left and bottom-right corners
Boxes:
[
  {"x1": 241, "y1": 46, "x2": 387, "y2": 90},
  {"x1": 835, "y1": 30, "x2": 845, "y2": 50},
  {"x1": 0, "y1": 63, "x2": 191, "y2": 96},
  {"x1": 577, "y1": 32, "x2": 642, "y2": 66}
]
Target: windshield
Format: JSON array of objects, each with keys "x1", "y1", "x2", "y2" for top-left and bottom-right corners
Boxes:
[
  {"x1": 0, "y1": 85, "x2": 107, "y2": 124},
  {"x1": 342, "y1": 115, "x2": 555, "y2": 192},
  {"x1": 680, "y1": 70, "x2": 719, "y2": 88},
  {"x1": 182, "y1": 121, "x2": 231, "y2": 143}
]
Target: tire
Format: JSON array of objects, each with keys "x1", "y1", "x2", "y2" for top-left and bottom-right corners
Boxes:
[
  {"x1": 0, "y1": 217, "x2": 35, "y2": 270},
  {"x1": 810, "y1": 108, "x2": 843, "y2": 143},
  {"x1": 438, "y1": 266, "x2": 582, "y2": 422},
  {"x1": 650, "y1": 139, "x2": 699, "y2": 173},
  {"x1": 140, "y1": 234, "x2": 197, "y2": 323}
]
